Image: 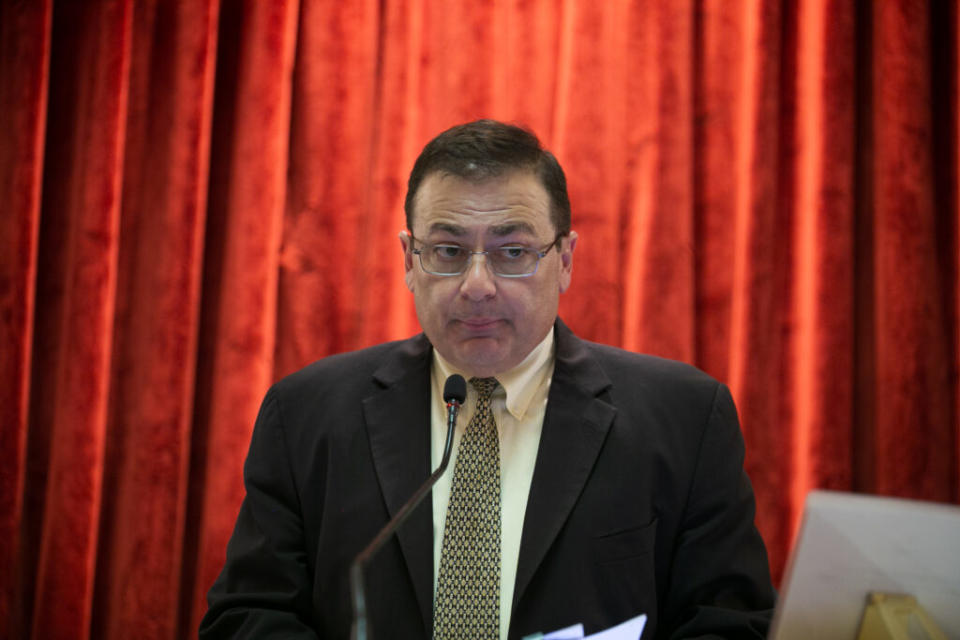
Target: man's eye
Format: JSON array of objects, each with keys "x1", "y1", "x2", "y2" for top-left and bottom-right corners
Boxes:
[
  {"x1": 433, "y1": 245, "x2": 464, "y2": 260},
  {"x1": 499, "y1": 247, "x2": 527, "y2": 260}
]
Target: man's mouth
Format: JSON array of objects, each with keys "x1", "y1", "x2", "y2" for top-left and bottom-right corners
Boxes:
[{"x1": 457, "y1": 317, "x2": 503, "y2": 330}]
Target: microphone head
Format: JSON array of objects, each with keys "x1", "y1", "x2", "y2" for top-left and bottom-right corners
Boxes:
[{"x1": 443, "y1": 374, "x2": 467, "y2": 405}]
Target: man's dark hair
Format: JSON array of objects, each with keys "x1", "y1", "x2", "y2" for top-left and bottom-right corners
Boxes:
[{"x1": 404, "y1": 119, "x2": 571, "y2": 235}]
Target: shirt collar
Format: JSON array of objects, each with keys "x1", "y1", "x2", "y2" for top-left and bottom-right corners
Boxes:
[{"x1": 432, "y1": 328, "x2": 556, "y2": 421}]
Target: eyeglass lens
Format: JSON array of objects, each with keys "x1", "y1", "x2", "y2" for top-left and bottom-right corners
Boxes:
[{"x1": 421, "y1": 245, "x2": 539, "y2": 276}]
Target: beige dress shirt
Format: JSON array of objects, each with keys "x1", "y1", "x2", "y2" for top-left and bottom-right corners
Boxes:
[{"x1": 430, "y1": 329, "x2": 556, "y2": 640}]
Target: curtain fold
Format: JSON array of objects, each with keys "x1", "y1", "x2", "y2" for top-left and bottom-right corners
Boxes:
[
  {"x1": 0, "y1": 1, "x2": 957, "y2": 638},
  {"x1": 186, "y1": 0, "x2": 301, "y2": 634},
  {"x1": 782, "y1": 0, "x2": 858, "y2": 556},
  {"x1": 0, "y1": 2, "x2": 51, "y2": 637},
  {"x1": 25, "y1": 2, "x2": 133, "y2": 638},
  {"x1": 89, "y1": 2, "x2": 220, "y2": 638},
  {"x1": 868, "y1": 0, "x2": 956, "y2": 500}
]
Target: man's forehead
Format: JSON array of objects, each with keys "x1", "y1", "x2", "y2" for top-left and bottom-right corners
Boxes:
[
  {"x1": 410, "y1": 170, "x2": 552, "y2": 232},
  {"x1": 424, "y1": 219, "x2": 538, "y2": 237}
]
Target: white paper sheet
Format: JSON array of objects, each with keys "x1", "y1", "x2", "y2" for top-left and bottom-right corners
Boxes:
[{"x1": 523, "y1": 614, "x2": 647, "y2": 640}]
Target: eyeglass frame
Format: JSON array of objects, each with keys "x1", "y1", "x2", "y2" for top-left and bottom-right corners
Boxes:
[{"x1": 408, "y1": 231, "x2": 565, "y2": 278}]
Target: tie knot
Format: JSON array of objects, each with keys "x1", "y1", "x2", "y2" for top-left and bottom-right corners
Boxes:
[{"x1": 469, "y1": 377, "x2": 499, "y2": 399}]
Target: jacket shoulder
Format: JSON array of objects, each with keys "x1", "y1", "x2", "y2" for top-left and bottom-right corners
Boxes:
[
  {"x1": 578, "y1": 338, "x2": 721, "y2": 392},
  {"x1": 271, "y1": 335, "x2": 429, "y2": 400}
]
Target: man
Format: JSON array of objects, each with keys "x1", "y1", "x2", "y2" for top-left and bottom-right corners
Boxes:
[{"x1": 201, "y1": 120, "x2": 775, "y2": 639}]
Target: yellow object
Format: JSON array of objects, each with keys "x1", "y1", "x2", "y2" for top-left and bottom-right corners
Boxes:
[{"x1": 857, "y1": 592, "x2": 947, "y2": 640}]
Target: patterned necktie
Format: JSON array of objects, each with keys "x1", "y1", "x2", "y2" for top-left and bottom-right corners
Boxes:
[{"x1": 433, "y1": 377, "x2": 501, "y2": 640}]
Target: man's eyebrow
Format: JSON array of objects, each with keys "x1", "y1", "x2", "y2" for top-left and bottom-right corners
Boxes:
[
  {"x1": 489, "y1": 222, "x2": 536, "y2": 236},
  {"x1": 426, "y1": 222, "x2": 466, "y2": 236}
]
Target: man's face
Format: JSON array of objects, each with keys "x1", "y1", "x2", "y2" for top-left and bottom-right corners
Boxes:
[{"x1": 400, "y1": 170, "x2": 577, "y2": 378}]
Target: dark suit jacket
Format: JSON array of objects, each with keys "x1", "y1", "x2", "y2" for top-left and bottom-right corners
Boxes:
[{"x1": 201, "y1": 320, "x2": 774, "y2": 639}]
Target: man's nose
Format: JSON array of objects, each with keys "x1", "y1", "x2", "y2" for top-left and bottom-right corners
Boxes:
[{"x1": 459, "y1": 253, "x2": 497, "y2": 300}]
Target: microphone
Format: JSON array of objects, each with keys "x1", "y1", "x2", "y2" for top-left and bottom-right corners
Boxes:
[
  {"x1": 444, "y1": 373, "x2": 468, "y2": 404},
  {"x1": 350, "y1": 374, "x2": 467, "y2": 640}
]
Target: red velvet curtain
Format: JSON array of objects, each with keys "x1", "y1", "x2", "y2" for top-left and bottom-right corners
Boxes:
[{"x1": 2, "y1": 1, "x2": 957, "y2": 638}]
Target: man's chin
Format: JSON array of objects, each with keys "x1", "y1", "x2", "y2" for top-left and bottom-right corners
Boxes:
[{"x1": 447, "y1": 341, "x2": 512, "y2": 377}]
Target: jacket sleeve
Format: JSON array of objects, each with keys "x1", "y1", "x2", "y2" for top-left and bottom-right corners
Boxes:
[
  {"x1": 660, "y1": 383, "x2": 776, "y2": 639},
  {"x1": 199, "y1": 389, "x2": 321, "y2": 639}
]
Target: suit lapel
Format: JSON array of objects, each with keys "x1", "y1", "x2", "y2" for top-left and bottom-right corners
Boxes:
[
  {"x1": 513, "y1": 321, "x2": 616, "y2": 607},
  {"x1": 362, "y1": 335, "x2": 435, "y2": 633}
]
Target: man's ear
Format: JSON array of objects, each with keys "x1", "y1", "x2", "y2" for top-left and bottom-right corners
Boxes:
[
  {"x1": 399, "y1": 231, "x2": 415, "y2": 291},
  {"x1": 558, "y1": 231, "x2": 577, "y2": 293}
]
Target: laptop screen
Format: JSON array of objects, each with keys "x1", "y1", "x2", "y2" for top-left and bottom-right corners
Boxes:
[{"x1": 768, "y1": 490, "x2": 960, "y2": 639}]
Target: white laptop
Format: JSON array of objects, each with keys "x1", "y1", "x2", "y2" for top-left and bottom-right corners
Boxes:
[{"x1": 768, "y1": 490, "x2": 960, "y2": 639}]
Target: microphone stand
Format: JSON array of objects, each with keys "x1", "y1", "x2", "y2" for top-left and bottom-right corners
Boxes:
[{"x1": 350, "y1": 378, "x2": 465, "y2": 640}]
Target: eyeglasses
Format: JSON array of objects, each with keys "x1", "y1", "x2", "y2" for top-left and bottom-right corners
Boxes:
[{"x1": 409, "y1": 233, "x2": 563, "y2": 278}]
